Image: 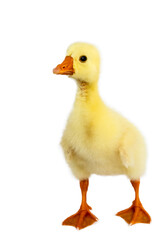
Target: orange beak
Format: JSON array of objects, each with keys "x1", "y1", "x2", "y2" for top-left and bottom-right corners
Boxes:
[{"x1": 53, "y1": 56, "x2": 75, "y2": 75}]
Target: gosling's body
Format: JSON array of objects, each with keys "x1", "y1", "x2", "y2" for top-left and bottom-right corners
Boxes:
[
  {"x1": 53, "y1": 42, "x2": 151, "y2": 229},
  {"x1": 61, "y1": 81, "x2": 146, "y2": 181}
]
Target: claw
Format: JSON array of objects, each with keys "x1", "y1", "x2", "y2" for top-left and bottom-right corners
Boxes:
[
  {"x1": 62, "y1": 207, "x2": 98, "y2": 230},
  {"x1": 116, "y1": 203, "x2": 151, "y2": 225}
]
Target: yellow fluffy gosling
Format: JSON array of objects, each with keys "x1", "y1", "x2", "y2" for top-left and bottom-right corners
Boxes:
[{"x1": 53, "y1": 42, "x2": 151, "y2": 229}]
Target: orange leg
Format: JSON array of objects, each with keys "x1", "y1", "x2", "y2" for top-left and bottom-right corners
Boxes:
[
  {"x1": 116, "y1": 180, "x2": 151, "y2": 225},
  {"x1": 62, "y1": 179, "x2": 98, "y2": 230}
]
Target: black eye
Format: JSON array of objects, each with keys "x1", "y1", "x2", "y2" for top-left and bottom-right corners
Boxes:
[{"x1": 79, "y1": 55, "x2": 87, "y2": 62}]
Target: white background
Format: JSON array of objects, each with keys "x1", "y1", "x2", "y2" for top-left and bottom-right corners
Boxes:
[{"x1": 0, "y1": 0, "x2": 160, "y2": 239}]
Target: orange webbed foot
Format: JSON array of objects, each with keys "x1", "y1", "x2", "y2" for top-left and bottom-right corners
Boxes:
[
  {"x1": 62, "y1": 204, "x2": 98, "y2": 230},
  {"x1": 116, "y1": 200, "x2": 151, "y2": 225}
]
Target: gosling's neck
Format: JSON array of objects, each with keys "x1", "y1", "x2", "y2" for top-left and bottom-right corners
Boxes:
[{"x1": 75, "y1": 80, "x2": 101, "y2": 105}]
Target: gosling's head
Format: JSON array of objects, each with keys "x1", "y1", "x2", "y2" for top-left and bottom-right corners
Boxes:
[{"x1": 53, "y1": 42, "x2": 100, "y2": 84}]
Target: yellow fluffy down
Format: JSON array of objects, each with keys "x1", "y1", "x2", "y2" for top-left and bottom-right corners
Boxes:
[{"x1": 60, "y1": 42, "x2": 147, "y2": 181}]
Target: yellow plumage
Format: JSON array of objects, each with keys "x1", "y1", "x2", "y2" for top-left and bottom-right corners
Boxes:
[
  {"x1": 53, "y1": 42, "x2": 151, "y2": 228},
  {"x1": 60, "y1": 42, "x2": 147, "y2": 181}
]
